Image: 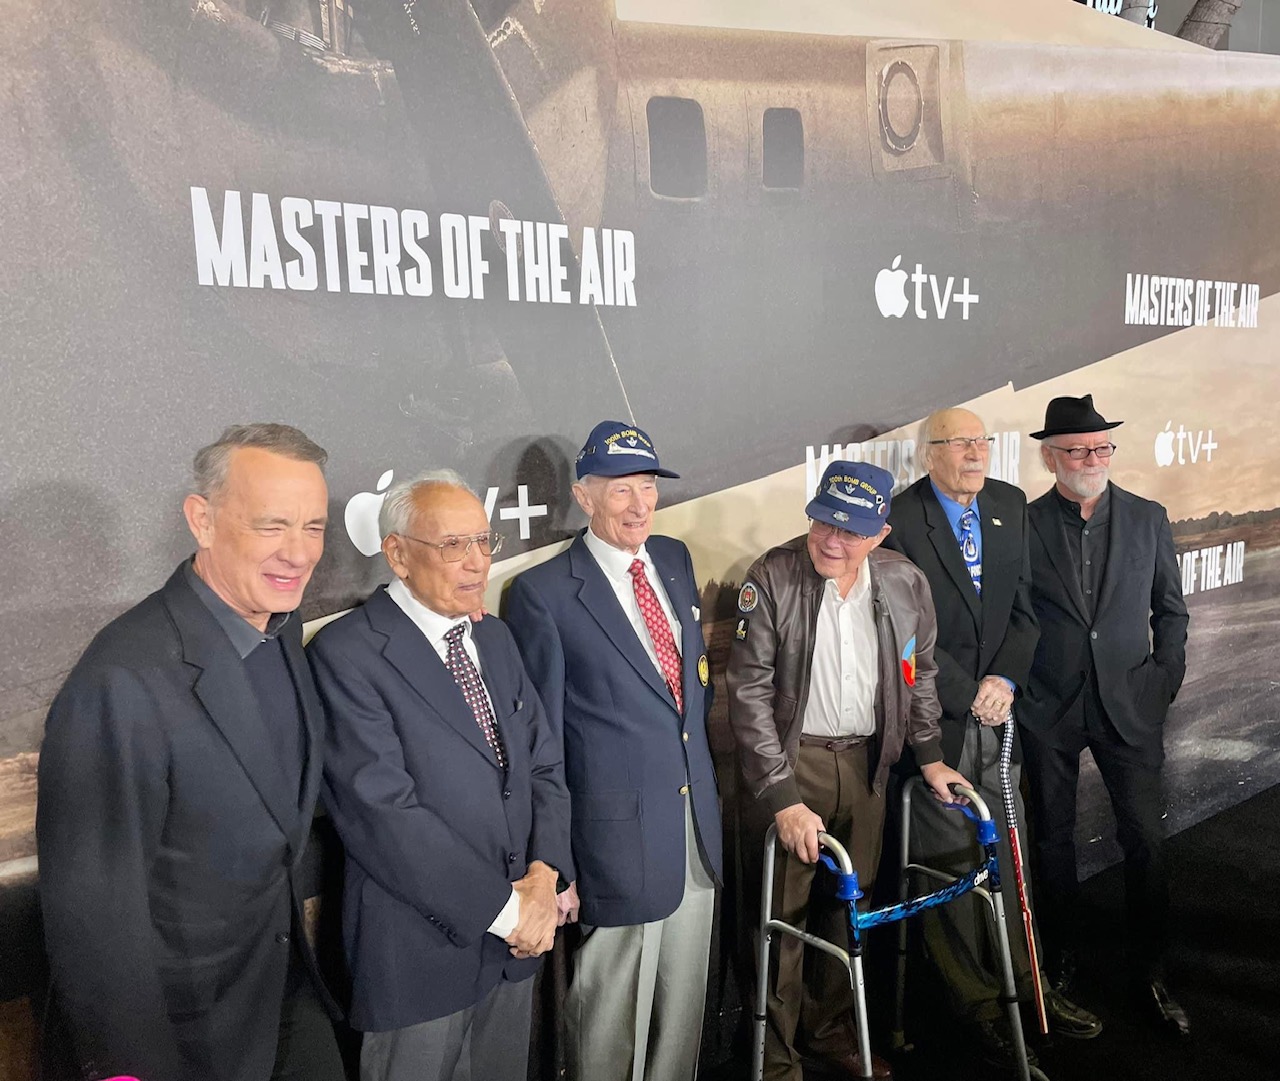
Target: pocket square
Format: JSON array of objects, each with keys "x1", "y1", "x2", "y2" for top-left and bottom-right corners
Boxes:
[{"x1": 692, "y1": 605, "x2": 701, "y2": 620}]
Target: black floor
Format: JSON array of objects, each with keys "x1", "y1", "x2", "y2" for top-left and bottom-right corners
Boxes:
[{"x1": 707, "y1": 782, "x2": 1280, "y2": 1081}]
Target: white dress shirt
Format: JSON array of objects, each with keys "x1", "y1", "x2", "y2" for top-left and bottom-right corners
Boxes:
[
  {"x1": 802, "y1": 568, "x2": 879, "y2": 738},
  {"x1": 386, "y1": 578, "x2": 520, "y2": 939},
  {"x1": 582, "y1": 527, "x2": 683, "y2": 673}
]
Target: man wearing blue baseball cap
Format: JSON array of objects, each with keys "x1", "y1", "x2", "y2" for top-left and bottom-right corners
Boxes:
[
  {"x1": 506, "y1": 421, "x2": 721, "y2": 1081},
  {"x1": 728, "y1": 460, "x2": 969, "y2": 1081}
]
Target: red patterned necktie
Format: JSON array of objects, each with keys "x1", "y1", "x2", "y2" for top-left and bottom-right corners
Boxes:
[
  {"x1": 628, "y1": 559, "x2": 684, "y2": 714},
  {"x1": 444, "y1": 623, "x2": 507, "y2": 769}
]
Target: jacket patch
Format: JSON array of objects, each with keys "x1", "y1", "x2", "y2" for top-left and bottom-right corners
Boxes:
[
  {"x1": 901, "y1": 634, "x2": 917, "y2": 686},
  {"x1": 735, "y1": 618, "x2": 750, "y2": 641},
  {"x1": 737, "y1": 582, "x2": 758, "y2": 612}
]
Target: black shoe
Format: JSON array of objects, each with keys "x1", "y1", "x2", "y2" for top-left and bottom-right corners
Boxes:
[
  {"x1": 1042, "y1": 984, "x2": 1103, "y2": 1040},
  {"x1": 1135, "y1": 977, "x2": 1191, "y2": 1038},
  {"x1": 973, "y1": 1019, "x2": 1039, "y2": 1070}
]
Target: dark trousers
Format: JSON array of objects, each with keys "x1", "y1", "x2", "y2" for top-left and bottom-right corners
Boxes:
[
  {"x1": 1020, "y1": 721, "x2": 1168, "y2": 978},
  {"x1": 272, "y1": 954, "x2": 346, "y2": 1081},
  {"x1": 754, "y1": 741, "x2": 886, "y2": 1081}
]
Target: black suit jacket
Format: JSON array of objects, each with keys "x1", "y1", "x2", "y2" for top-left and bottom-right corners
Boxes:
[
  {"x1": 37, "y1": 565, "x2": 331, "y2": 1081},
  {"x1": 307, "y1": 587, "x2": 573, "y2": 1032},
  {"x1": 885, "y1": 477, "x2": 1039, "y2": 766},
  {"x1": 1021, "y1": 483, "x2": 1189, "y2": 748}
]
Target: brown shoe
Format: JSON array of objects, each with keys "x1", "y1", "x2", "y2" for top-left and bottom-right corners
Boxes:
[{"x1": 800, "y1": 1047, "x2": 893, "y2": 1080}]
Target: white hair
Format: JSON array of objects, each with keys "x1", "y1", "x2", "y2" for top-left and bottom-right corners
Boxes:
[
  {"x1": 916, "y1": 408, "x2": 987, "y2": 471},
  {"x1": 378, "y1": 469, "x2": 476, "y2": 540}
]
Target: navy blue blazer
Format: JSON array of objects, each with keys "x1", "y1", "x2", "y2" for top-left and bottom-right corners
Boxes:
[
  {"x1": 37, "y1": 566, "x2": 332, "y2": 1081},
  {"x1": 505, "y1": 532, "x2": 722, "y2": 928},
  {"x1": 308, "y1": 587, "x2": 573, "y2": 1033}
]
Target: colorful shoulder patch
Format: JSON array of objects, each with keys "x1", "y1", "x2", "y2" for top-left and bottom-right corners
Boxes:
[
  {"x1": 735, "y1": 617, "x2": 750, "y2": 641},
  {"x1": 737, "y1": 582, "x2": 759, "y2": 612},
  {"x1": 901, "y1": 635, "x2": 917, "y2": 687}
]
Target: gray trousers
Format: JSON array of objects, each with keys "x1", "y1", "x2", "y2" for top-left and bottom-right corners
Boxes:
[
  {"x1": 908, "y1": 720, "x2": 1040, "y2": 1022},
  {"x1": 566, "y1": 796, "x2": 717, "y2": 1081},
  {"x1": 360, "y1": 975, "x2": 535, "y2": 1081}
]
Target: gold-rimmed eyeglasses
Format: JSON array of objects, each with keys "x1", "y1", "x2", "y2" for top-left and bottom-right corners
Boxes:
[
  {"x1": 808, "y1": 519, "x2": 873, "y2": 544},
  {"x1": 397, "y1": 530, "x2": 504, "y2": 562}
]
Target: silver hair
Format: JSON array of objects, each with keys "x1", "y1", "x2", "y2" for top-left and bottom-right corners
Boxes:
[
  {"x1": 378, "y1": 469, "x2": 476, "y2": 540},
  {"x1": 192, "y1": 423, "x2": 327, "y2": 500}
]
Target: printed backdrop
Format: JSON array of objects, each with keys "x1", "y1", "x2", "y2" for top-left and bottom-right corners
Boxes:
[{"x1": 3, "y1": 0, "x2": 1279, "y2": 1072}]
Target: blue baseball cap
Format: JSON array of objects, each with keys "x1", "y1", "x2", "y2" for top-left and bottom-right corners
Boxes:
[
  {"x1": 805, "y1": 460, "x2": 893, "y2": 534},
  {"x1": 574, "y1": 420, "x2": 680, "y2": 480}
]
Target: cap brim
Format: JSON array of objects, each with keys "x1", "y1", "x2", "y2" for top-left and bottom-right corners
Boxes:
[
  {"x1": 579, "y1": 463, "x2": 681, "y2": 480},
  {"x1": 805, "y1": 498, "x2": 881, "y2": 535},
  {"x1": 1028, "y1": 419, "x2": 1123, "y2": 440}
]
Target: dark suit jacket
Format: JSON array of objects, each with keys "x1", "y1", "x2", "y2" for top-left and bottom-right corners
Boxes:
[
  {"x1": 1021, "y1": 483, "x2": 1189, "y2": 748},
  {"x1": 36, "y1": 565, "x2": 331, "y2": 1081},
  {"x1": 307, "y1": 587, "x2": 573, "y2": 1032},
  {"x1": 885, "y1": 477, "x2": 1039, "y2": 766},
  {"x1": 505, "y1": 532, "x2": 722, "y2": 928}
]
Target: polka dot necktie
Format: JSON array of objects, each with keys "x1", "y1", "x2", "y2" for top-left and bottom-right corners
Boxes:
[
  {"x1": 959, "y1": 508, "x2": 982, "y2": 596},
  {"x1": 444, "y1": 623, "x2": 507, "y2": 769},
  {"x1": 629, "y1": 559, "x2": 684, "y2": 714}
]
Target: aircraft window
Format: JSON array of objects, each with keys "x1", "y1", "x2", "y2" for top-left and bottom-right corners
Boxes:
[
  {"x1": 647, "y1": 96, "x2": 707, "y2": 198},
  {"x1": 762, "y1": 108, "x2": 804, "y2": 189}
]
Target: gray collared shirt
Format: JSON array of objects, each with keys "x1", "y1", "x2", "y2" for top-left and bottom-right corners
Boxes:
[
  {"x1": 182, "y1": 559, "x2": 293, "y2": 658},
  {"x1": 1054, "y1": 485, "x2": 1111, "y2": 620}
]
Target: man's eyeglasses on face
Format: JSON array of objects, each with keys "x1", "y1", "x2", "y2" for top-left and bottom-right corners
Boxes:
[
  {"x1": 1048, "y1": 443, "x2": 1117, "y2": 461},
  {"x1": 808, "y1": 519, "x2": 872, "y2": 544},
  {"x1": 926, "y1": 436, "x2": 996, "y2": 452},
  {"x1": 398, "y1": 530, "x2": 504, "y2": 562}
]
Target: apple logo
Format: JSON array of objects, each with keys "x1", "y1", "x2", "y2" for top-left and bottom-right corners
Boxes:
[
  {"x1": 875, "y1": 255, "x2": 910, "y2": 318},
  {"x1": 1154, "y1": 422, "x2": 1175, "y2": 468},
  {"x1": 345, "y1": 469, "x2": 395, "y2": 556}
]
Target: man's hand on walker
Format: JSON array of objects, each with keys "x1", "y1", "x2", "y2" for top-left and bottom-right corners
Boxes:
[
  {"x1": 775, "y1": 802, "x2": 826, "y2": 864},
  {"x1": 919, "y1": 761, "x2": 971, "y2": 805}
]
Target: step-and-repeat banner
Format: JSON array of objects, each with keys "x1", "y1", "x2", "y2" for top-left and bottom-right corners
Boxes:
[{"x1": 3, "y1": 0, "x2": 1279, "y2": 1068}]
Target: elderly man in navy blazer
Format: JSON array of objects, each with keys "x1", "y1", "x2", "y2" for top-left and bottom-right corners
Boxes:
[
  {"x1": 309, "y1": 471, "x2": 573, "y2": 1081},
  {"x1": 506, "y1": 421, "x2": 722, "y2": 1081}
]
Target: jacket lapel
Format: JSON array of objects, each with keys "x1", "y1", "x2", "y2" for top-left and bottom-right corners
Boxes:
[
  {"x1": 568, "y1": 534, "x2": 677, "y2": 710},
  {"x1": 365, "y1": 589, "x2": 502, "y2": 769},
  {"x1": 1094, "y1": 484, "x2": 1129, "y2": 617},
  {"x1": 281, "y1": 622, "x2": 323, "y2": 852},
  {"x1": 921, "y1": 484, "x2": 981, "y2": 629},
  {"x1": 651, "y1": 541, "x2": 696, "y2": 716},
  {"x1": 1029, "y1": 494, "x2": 1089, "y2": 622},
  {"x1": 165, "y1": 570, "x2": 298, "y2": 847}
]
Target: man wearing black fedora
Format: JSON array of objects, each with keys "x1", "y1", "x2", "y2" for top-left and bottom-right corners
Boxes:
[{"x1": 1021, "y1": 394, "x2": 1190, "y2": 1037}]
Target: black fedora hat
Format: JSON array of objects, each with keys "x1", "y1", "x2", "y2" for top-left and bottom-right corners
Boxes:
[{"x1": 1030, "y1": 394, "x2": 1123, "y2": 440}]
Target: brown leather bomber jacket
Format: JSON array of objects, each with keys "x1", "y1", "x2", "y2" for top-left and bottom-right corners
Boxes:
[{"x1": 726, "y1": 536, "x2": 944, "y2": 816}]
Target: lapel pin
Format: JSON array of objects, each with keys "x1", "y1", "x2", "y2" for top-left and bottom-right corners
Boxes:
[{"x1": 992, "y1": 518, "x2": 1003, "y2": 526}]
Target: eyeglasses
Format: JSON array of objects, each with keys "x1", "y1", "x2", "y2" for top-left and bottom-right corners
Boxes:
[
  {"x1": 1047, "y1": 443, "x2": 1117, "y2": 461},
  {"x1": 397, "y1": 530, "x2": 504, "y2": 562},
  {"x1": 808, "y1": 519, "x2": 872, "y2": 543},
  {"x1": 926, "y1": 436, "x2": 996, "y2": 452}
]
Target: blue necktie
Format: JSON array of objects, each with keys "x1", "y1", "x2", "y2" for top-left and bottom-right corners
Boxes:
[{"x1": 959, "y1": 509, "x2": 982, "y2": 595}]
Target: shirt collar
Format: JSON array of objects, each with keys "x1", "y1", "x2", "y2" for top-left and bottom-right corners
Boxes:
[
  {"x1": 929, "y1": 479, "x2": 979, "y2": 532},
  {"x1": 1053, "y1": 483, "x2": 1111, "y2": 523},
  {"x1": 583, "y1": 526, "x2": 651, "y2": 582},
  {"x1": 183, "y1": 559, "x2": 291, "y2": 660},
  {"x1": 823, "y1": 562, "x2": 871, "y2": 606},
  {"x1": 386, "y1": 577, "x2": 471, "y2": 649}
]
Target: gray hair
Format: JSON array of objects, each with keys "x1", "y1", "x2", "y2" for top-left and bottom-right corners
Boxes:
[
  {"x1": 378, "y1": 469, "x2": 476, "y2": 540},
  {"x1": 192, "y1": 423, "x2": 328, "y2": 500}
]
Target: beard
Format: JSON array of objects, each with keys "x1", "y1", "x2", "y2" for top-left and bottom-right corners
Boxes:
[{"x1": 1058, "y1": 467, "x2": 1109, "y2": 501}]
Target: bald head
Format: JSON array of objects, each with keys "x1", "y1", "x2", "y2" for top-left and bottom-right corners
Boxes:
[{"x1": 917, "y1": 408, "x2": 990, "y2": 506}]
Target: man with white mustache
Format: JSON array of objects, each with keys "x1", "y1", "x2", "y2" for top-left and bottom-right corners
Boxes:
[{"x1": 1022, "y1": 395, "x2": 1190, "y2": 1038}]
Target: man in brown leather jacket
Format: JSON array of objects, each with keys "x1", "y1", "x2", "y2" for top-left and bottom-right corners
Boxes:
[{"x1": 728, "y1": 460, "x2": 969, "y2": 1081}]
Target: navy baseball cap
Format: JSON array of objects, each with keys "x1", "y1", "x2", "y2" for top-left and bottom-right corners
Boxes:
[
  {"x1": 574, "y1": 420, "x2": 680, "y2": 480},
  {"x1": 805, "y1": 460, "x2": 893, "y2": 534}
]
